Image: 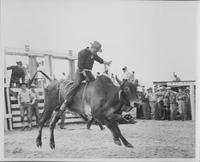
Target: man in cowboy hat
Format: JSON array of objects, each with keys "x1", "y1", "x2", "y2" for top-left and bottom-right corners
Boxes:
[
  {"x1": 57, "y1": 41, "x2": 112, "y2": 116},
  {"x1": 146, "y1": 87, "x2": 157, "y2": 120}
]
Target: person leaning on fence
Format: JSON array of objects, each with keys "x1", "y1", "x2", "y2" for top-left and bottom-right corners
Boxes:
[
  {"x1": 18, "y1": 83, "x2": 32, "y2": 130},
  {"x1": 30, "y1": 87, "x2": 40, "y2": 127},
  {"x1": 51, "y1": 41, "x2": 112, "y2": 122}
]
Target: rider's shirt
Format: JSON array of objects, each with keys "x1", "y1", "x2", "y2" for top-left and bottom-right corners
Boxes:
[{"x1": 78, "y1": 47, "x2": 104, "y2": 72}]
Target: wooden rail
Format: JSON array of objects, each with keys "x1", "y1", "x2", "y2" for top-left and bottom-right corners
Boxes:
[{"x1": 5, "y1": 88, "x2": 84, "y2": 130}]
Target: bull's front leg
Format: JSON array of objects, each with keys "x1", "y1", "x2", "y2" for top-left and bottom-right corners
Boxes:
[
  {"x1": 49, "y1": 101, "x2": 66, "y2": 149},
  {"x1": 107, "y1": 113, "x2": 133, "y2": 148}
]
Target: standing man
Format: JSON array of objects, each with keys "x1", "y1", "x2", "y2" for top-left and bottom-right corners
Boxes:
[
  {"x1": 18, "y1": 83, "x2": 32, "y2": 130},
  {"x1": 155, "y1": 87, "x2": 165, "y2": 120},
  {"x1": 146, "y1": 87, "x2": 157, "y2": 120},
  {"x1": 130, "y1": 71, "x2": 135, "y2": 83},
  {"x1": 163, "y1": 87, "x2": 171, "y2": 120},
  {"x1": 176, "y1": 88, "x2": 187, "y2": 121},
  {"x1": 121, "y1": 66, "x2": 132, "y2": 82},
  {"x1": 167, "y1": 87, "x2": 177, "y2": 120},
  {"x1": 50, "y1": 41, "x2": 112, "y2": 124}
]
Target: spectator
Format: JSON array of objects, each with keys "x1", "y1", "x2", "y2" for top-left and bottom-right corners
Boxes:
[
  {"x1": 146, "y1": 87, "x2": 157, "y2": 120},
  {"x1": 136, "y1": 87, "x2": 143, "y2": 119},
  {"x1": 7, "y1": 61, "x2": 26, "y2": 87},
  {"x1": 163, "y1": 88, "x2": 171, "y2": 120},
  {"x1": 121, "y1": 66, "x2": 132, "y2": 82},
  {"x1": 167, "y1": 87, "x2": 178, "y2": 120},
  {"x1": 18, "y1": 83, "x2": 32, "y2": 130},
  {"x1": 173, "y1": 72, "x2": 181, "y2": 82},
  {"x1": 62, "y1": 72, "x2": 66, "y2": 79},
  {"x1": 185, "y1": 88, "x2": 191, "y2": 120},
  {"x1": 134, "y1": 79, "x2": 139, "y2": 87},
  {"x1": 155, "y1": 86, "x2": 165, "y2": 120},
  {"x1": 141, "y1": 88, "x2": 150, "y2": 119},
  {"x1": 176, "y1": 88, "x2": 187, "y2": 121},
  {"x1": 30, "y1": 87, "x2": 40, "y2": 127},
  {"x1": 129, "y1": 71, "x2": 135, "y2": 83}
]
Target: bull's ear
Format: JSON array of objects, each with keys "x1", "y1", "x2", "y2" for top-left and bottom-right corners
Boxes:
[{"x1": 124, "y1": 87, "x2": 130, "y2": 93}]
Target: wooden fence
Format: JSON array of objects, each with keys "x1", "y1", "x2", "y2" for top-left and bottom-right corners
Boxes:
[{"x1": 4, "y1": 87, "x2": 84, "y2": 130}]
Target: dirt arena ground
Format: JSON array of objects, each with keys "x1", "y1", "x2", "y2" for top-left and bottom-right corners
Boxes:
[{"x1": 4, "y1": 120, "x2": 195, "y2": 159}]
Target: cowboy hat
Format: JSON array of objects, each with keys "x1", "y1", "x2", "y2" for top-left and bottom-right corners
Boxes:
[
  {"x1": 122, "y1": 66, "x2": 127, "y2": 71},
  {"x1": 90, "y1": 41, "x2": 102, "y2": 52},
  {"x1": 16, "y1": 61, "x2": 22, "y2": 65}
]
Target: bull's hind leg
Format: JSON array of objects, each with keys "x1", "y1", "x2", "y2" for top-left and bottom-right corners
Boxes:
[
  {"x1": 49, "y1": 108, "x2": 65, "y2": 149},
  {"x1": 36, "y1": 108, "x2": 54, "y2": 147}
]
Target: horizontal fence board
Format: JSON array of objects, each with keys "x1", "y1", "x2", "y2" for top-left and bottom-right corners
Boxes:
[
  {"x1": 10, "y1": 88, "x2": 44, "y2": 92},
  {"x1": 7, "y1": 88, "x2": 82, "y2": 129},
  {"x1": 11, "y1": 103, "x2": 44, "y2": 109},
  {"x1": 13, "y1": 121, "x2": 37, "y2": 128},
  {"x1": 12, "y1": 116, "x2": 37, "y2": 123},
  {"x1": 10, "y1": 96, "x2": 44, "y2": 101},
  {"x1": 11, "y1": 109, "x2": 44, "y2": 115}
]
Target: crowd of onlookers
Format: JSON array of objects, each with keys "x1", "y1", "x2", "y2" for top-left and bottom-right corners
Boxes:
[
  {"x1": 136, "y1": 85, "x2": 191, "y2": 121},
  {"x1": 97, "y1": 66, "x2": 192, "y2": 122}
]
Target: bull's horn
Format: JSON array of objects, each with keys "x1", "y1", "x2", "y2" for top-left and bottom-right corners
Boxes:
[{"x1": 115, "y1": 75, "x2": 122, "y2": 86}]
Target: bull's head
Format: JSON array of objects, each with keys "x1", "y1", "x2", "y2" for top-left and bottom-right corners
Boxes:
[{"x1": 118, "y1": 80, "x2": 139, "y2": 108}]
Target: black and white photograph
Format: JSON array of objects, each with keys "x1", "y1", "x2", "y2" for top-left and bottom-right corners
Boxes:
[{"x1": 1, "y1": 0, "x2": 199, "y2": 161}]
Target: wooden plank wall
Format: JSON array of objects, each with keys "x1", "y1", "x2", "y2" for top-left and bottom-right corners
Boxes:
[{"x1": 8, "y1": 88, "x2": 84, "y2": 129}]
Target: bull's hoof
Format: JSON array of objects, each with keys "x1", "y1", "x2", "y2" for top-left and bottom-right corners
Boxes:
[
  {"x1": 60, "y1": 126, "x2": 66, "y2": 129},
  {"x1": 114, "y1": 139, "x2": 122, "y2": 146},
  {"x1": 125, "y1": 143, "x2": 133, "y2": 148},
  {"x1": 36, "y1": 139, "x2": 42, "y2": 148},
  {"x1": 87, "y1": 125, "x2": 91, "y2": 130},
  {"x1": 49, "y1": 141, "x2": 55, "y2": 149}
]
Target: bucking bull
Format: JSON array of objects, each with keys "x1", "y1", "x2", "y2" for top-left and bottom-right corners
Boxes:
[{"x1": 35, "y1": 71, "x2": 138, "y2": 149}]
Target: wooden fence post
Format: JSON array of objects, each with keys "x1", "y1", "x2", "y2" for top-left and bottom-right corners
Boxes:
[
  {"x1": 5, "y1": 87, "x2": 13, "y2": 130},
  {"x1": 190, "y1": 84, "x2": 195, "y2": 121},
  {"x1": 68, "y1": 50, "x2": 75, "y2": 81}
]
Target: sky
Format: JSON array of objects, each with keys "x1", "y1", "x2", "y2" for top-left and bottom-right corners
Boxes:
[{"x1": 1, "y1": 0, "x2": 199, "y2": 87}]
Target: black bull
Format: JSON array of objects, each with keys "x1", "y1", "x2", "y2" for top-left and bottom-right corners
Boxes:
[{"x1": 36, "y1": 75, "x2": 138, "y2": 149}]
